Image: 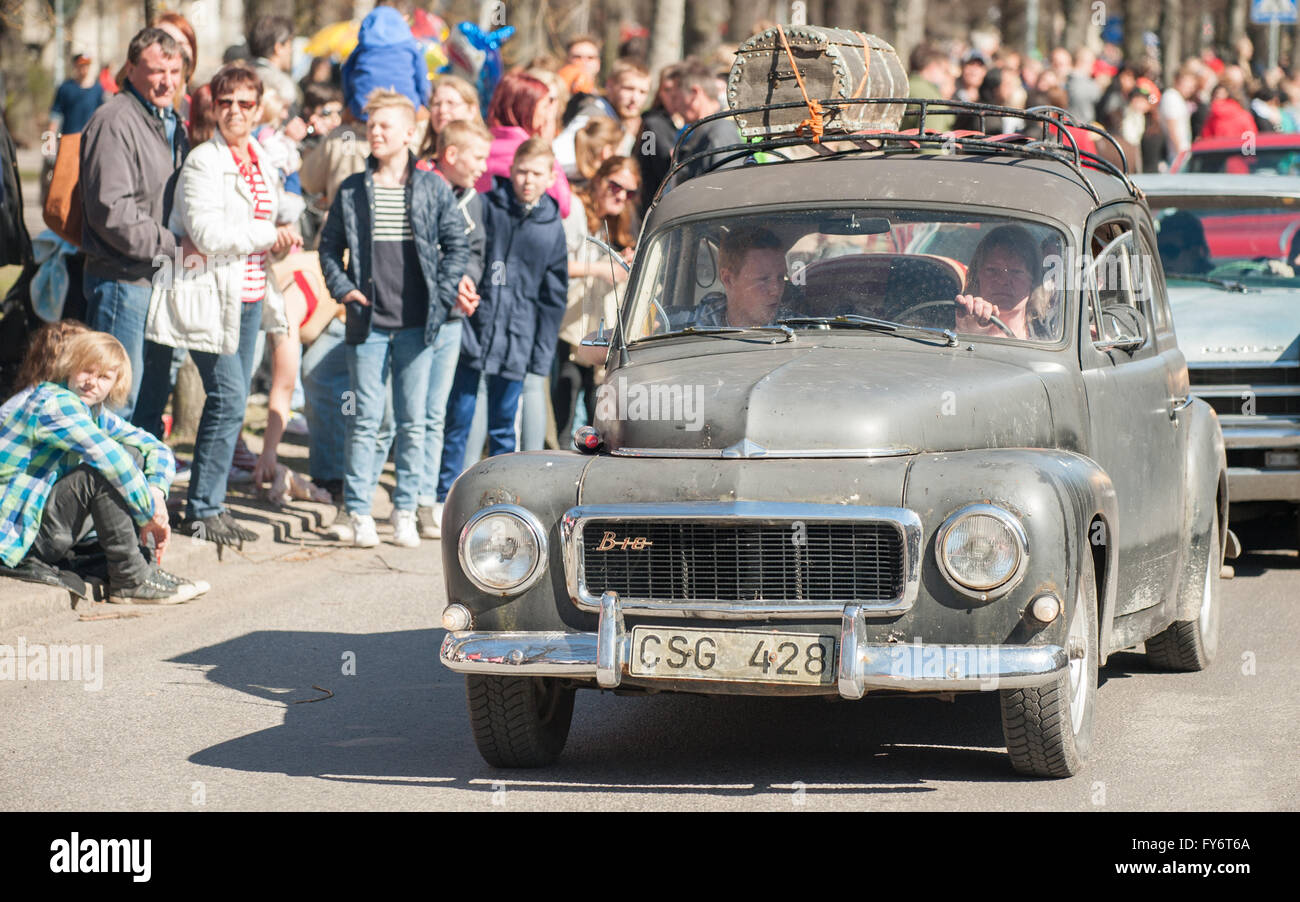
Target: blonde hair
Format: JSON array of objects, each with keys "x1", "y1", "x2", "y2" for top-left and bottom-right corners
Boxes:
[
  {"x1": 436, "y1": 117, "x2": 492, "y2": 157},
  {"x1": 574, "y1": 117, "x2": 623, "y2": 182},
  {"x1": 51, "y1": 332, "x2": 132, "y2": 408},
  {"x1": 513, "y1": 136, "x2": 556, "y2": 168},
  {"x1": 17, "y1": 320, "x2": 90, "y2": 390},
  {"x1": 364, "y1": 88, "x2": 416, "y2": 122}
]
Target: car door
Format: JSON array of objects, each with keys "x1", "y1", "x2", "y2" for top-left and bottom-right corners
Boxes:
[{"x1": 1080, "y1": 209, "x2": 1187, "y2": 615}]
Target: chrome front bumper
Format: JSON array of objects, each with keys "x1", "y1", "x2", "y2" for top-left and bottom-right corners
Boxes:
[{"x1": 439, "y1": 593, "x2": 1068, "y2": 697}]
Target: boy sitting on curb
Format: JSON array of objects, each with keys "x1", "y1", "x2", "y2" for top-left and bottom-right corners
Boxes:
[
  {"x1": 0, "y1": 330, "x2": 206, "y2": 604},
  {"x1": 437, "y1": 138, "x2": 569, "y2": 502},
  {"x1": 319, "y1": 89, "x2": 470, "y2": 548}
]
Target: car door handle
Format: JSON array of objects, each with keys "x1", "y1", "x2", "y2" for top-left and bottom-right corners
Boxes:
[{"x1": 1169, "y1": 395, "x2": 1192, "y2": 420}]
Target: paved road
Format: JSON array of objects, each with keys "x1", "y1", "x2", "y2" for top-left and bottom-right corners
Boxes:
[{"x1": 1, "y1": 522, "x2": 1296, "y2": 812}]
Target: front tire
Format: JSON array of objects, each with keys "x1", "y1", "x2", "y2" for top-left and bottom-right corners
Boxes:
[
  {"x1": 1146, "y1": 510, "x2": 1221, "y2": 671},
  {"x1": 1000, "y1": 554, "x2": 1098, "y2": 778},
  {"x1": 465, "y1": 675, "x2": 575, "y2": 768}
]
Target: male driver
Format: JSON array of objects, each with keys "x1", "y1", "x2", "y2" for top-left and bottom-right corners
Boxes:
[
  {"x1": 682, "y1": 227, "x2": 792, "y2": 328},
  {"x1": 79, "y1": 27, "x2": 186, "y2": 418}
]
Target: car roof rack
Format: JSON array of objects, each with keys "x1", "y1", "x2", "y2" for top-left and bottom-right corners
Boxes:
[{"x1": 653, "y1": 97, "x2": 1141, "y2": 209}]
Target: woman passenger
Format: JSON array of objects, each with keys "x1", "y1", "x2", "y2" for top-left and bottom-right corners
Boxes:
[{"x1": 956, "y1": 224, "x2": 1056, "y2": 340}]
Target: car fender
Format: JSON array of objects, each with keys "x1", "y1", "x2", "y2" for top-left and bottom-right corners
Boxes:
[
  {"x1": 1175, "y1": 397, "x2": 1228, "y2": 622},
  {"x1": 904, "y1": 449, "x2": 1119, "y2": 663},
  {"x1": 442, "y1": 452, "x2": 594, "y2": 632}
]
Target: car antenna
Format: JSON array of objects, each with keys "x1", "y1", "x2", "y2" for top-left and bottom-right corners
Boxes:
[{"x1": 603, "y1": 218, "x2": 631, "y2": 367}]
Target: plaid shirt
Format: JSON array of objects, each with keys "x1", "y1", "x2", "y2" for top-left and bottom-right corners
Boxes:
[{"x1": 0, "y1": 383, "x2": 174, "y2": 567}]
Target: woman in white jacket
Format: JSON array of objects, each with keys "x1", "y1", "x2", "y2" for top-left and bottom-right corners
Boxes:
[{"x1": 148, "y1": 63, "x2": 300, "y2": 546}]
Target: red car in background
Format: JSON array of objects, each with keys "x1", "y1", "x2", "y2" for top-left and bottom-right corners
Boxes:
[
  {"x1": 1141, "y1": 173, "x2": 1300, "y2": 260},
  {"x1": 1171, "y1": 134, "x2": 1300, "y2": 176}
]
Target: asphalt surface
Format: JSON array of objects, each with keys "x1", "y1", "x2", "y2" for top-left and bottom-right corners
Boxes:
[{"x1": 1, "y1": 512, "x2": 1296, "y2": 812}]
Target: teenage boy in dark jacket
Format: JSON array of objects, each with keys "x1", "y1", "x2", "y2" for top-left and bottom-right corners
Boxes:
[
  {"x1": 436, "y1": 138, "x2": 569, "y2": 502},
  {"x1": 318, "y1": 89, "x2": 469, "y2": 549}
]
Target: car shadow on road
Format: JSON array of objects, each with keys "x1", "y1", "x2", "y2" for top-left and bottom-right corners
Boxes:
[{"x1": 173, "y1": 627, "x2": 1067, "y2": 801}]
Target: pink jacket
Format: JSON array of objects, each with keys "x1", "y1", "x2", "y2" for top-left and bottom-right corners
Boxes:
[{"x1": 475, "y1": 125, "x2": 572, "y2": 219}]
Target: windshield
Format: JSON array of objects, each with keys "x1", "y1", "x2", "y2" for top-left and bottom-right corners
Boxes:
[
  {"x1": 623, "y1": 210, "x2": 1069, "y2": 345},
  {"x1": 1149, "y1": 196, "x2": 1300, "y2": 285},
  {"x1": 1183, "y1": 148, "x2": 1300, "y2": 175}
]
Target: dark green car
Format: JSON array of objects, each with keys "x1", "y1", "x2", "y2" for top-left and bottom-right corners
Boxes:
[{"x1": 439, "y1": 101, "x2": 1227, "y2": 778}]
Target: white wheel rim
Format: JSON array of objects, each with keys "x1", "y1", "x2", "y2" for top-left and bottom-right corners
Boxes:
[
  {"x1": 1067, "y1": 600, "x2": 1089, "y2": 735},
  {"x1": 1199, "y1": 537, "x2": 1215, "y2": 638}
]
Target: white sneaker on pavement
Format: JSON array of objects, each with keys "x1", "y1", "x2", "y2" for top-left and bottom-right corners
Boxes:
[
  {"x1": 416, "y1": 505, "x2": 440, "y2": 539},
  {"x1": 350, "y1": 512, "x2": 379, "y2": 548},
  {"x1": 324, "y1": 505, "x2": 353, "y2": 542},
  {"x1": 391, "y1": 509, "x2": 420, "y2": 548}
]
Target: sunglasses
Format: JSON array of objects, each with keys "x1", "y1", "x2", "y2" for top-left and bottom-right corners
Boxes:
[
  {"x1": 216, "y1": 97, "x2": 258, "y2": 111},
  {"x1": 605, "y1": 181, "x2": 637, "y2": 197}
]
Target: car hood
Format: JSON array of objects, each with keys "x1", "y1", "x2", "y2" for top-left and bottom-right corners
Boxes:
[
  {"x1": 1169, "y1": 284, "x2": 1300, "y2": 364},
  {"x1": 597, "y1": 343, "x2": 1055, "y2": 455}
]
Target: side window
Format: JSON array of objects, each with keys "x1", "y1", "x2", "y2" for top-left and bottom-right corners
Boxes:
[
  {"x1": 1134, "y1": 229, "x2": 1171, "y2": 332},
  {"x1": 1086, "y1": 219, "x2": 1150, "y2": 351}
]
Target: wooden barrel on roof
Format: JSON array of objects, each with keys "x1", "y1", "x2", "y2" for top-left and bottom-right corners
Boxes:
[{"x1": 727, "y1": 26, "x2": 909, "y2": 137}]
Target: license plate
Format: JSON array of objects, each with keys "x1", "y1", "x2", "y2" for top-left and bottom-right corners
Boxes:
[
  {"x1": 1265, "y1": 450, "x2": 1300, "y2": 469},
  {"x1": 628, "y1": 627, "x2": 837, "y2": 686}
]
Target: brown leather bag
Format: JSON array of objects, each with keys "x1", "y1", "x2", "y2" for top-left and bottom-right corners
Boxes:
[{"x1": 42, "y1": 133, "x2": 82, "y2": 247}]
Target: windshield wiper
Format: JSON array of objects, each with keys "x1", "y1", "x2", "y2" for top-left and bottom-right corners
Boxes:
[
  {"x1": 635, "y1": 324, "x2": 796, "y2": 344},
  {"x1": 1164, "y1": 273, "x2": 1251, "y2": 292},
  {"x1": 777, "y1": 314, "x2": 959, "y2": 347}
]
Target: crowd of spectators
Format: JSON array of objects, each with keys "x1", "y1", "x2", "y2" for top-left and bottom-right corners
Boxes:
[{"x1": 11, "y1": 2, "x2": 1300, "y2": 603}]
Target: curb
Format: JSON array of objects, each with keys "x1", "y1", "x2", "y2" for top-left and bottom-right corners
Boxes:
[{"x1": 0, "y1": 492, "x2": 339, "y2": 634}]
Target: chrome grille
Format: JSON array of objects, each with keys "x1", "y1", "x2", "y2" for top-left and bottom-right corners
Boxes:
[{"x1": 579, "y1": 519, "x2": 905, "y2": 603}]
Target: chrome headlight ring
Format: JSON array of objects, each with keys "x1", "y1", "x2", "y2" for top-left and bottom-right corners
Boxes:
[
  {"x1": 457, "y1": 504, "x2": 549, "y2": 596},
  {"x1": 934, "y1": 503, "x2": 1029, "y2": 601}
]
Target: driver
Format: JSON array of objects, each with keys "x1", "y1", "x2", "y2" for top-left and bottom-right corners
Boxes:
[
  {"x1": 955, "y1": 224, "x2": 1056, "y2": 340},
  {"x1": 1156, "y1": 211, "x2": 1211, "y2": 276},
  {"x1": 680, "y1": 226, "x2": 795, "y2": 328}
]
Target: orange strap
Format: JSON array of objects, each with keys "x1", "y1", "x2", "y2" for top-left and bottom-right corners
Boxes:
[
  {"x1": 851, "y1": 32, "x2": 872, "y2": 99},
  {"x1": 776, "y1": 24, "x2": 824, "y2": 143}
]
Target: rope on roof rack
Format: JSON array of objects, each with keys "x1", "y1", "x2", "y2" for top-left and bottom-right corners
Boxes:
[{"x1": 775, "y1": 24, "x2": 825, "y2": 143}]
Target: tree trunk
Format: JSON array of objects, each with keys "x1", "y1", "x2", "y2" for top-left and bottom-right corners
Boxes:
[
  {"x1": 1002, "y1": 0, "x2": 1028, "y2": 59},
  {"x1": 648, "y1": 0, "x2": 686, "y2": 75},
  {"x1": 1160, "y1": 0, "x2": 1182, "y2": 79},
  {"x1": 728, "y1": 0, "x2": 768, "y2": 42},
  {"x1": 684, "y1": 0, "x2": 726, "y2": 59},
  {"x1": 170, "y1": 356, "x2": 206, "y2": 442},
  {"x1": 1226, "y1": 0, "x2": 1248, "y2": 57},
  {"x1": 1061, "y1": 0, "x2": 1092, "y2": 52},
  {"x1": 823, "y1": 0, "x2": 858, "y2": 30},
  {"x1": 892, "y1": 0, "x2": 925, "y2": 66}
]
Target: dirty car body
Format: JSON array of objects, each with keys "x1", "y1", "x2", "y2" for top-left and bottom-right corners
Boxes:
[{"x1": 440, "y1": 103, "x2": 1227, "y2": 778}]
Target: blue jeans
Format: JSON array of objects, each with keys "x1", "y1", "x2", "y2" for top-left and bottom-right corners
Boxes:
[
  {"x1": 133, "y1": 342, "x2": 189, "y2": 440},
  {"x1": 83, "y1": 272, "x2": 151, "y2": 419},
  {"x1": 187, "y1": 300, "x2": 262, "y2": 519},
  {"x1": 438, "y1": 362, "x2": 522, "y2": 501},
  {"x1": 461, "y1": 369, "x2": 545, "y2": 468},
  {"x1": 418, "y1": 319, "x2": 463, "y2": 507},
  {"x1": 301, "y1": 318, "x2": 350, "y2": 484},
  {"x1": 343, "y1": 327, "x2": 432, "y2": 515}
]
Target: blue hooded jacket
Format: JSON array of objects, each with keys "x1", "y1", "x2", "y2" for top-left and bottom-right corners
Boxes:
[
  {"x1": 459, "y1": 176, "x2": 569, "y2": 381},
  {"x1": 341, "y1": 7, "x2": 431, "y2": 121}
]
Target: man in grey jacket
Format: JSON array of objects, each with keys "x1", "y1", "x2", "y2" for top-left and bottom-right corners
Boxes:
[{"x1": 79, "y1": 27, "x2": 187, "y2": 418}]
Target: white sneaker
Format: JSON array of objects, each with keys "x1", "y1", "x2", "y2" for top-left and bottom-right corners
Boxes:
[
  {"x1": 350, "y1": 512, "x2": 379, "y2": 548},
  {"x1": 416, "y1": 505, "x2": 440, "y2": 539},
  {"x1": 324, "y1": 506, "x2": 353, "y2": 542},
  {"x1": 391, "y1": 509, "x2": 420, "y2": 548}
]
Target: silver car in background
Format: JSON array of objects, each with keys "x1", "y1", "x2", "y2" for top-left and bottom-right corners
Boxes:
[{"x1": 1136, "y1": 174, "x2": 1300, "y2": 548}]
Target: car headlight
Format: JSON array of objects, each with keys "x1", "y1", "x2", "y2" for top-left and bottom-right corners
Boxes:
[
  {"x1": 935, "y1": 504, "x2": 1028, "y2": 599},
  {"x1": 458, "y1": 505, "x2": 548, "y2": 595}
]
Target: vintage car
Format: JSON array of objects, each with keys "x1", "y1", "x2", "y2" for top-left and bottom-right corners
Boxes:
[
  {"x1": 438, "y1": 99, "x2": 1227, "y2": 778},
  {"x1": 1135, "y1": 173, "x2": 1300, "y2": 544}
]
